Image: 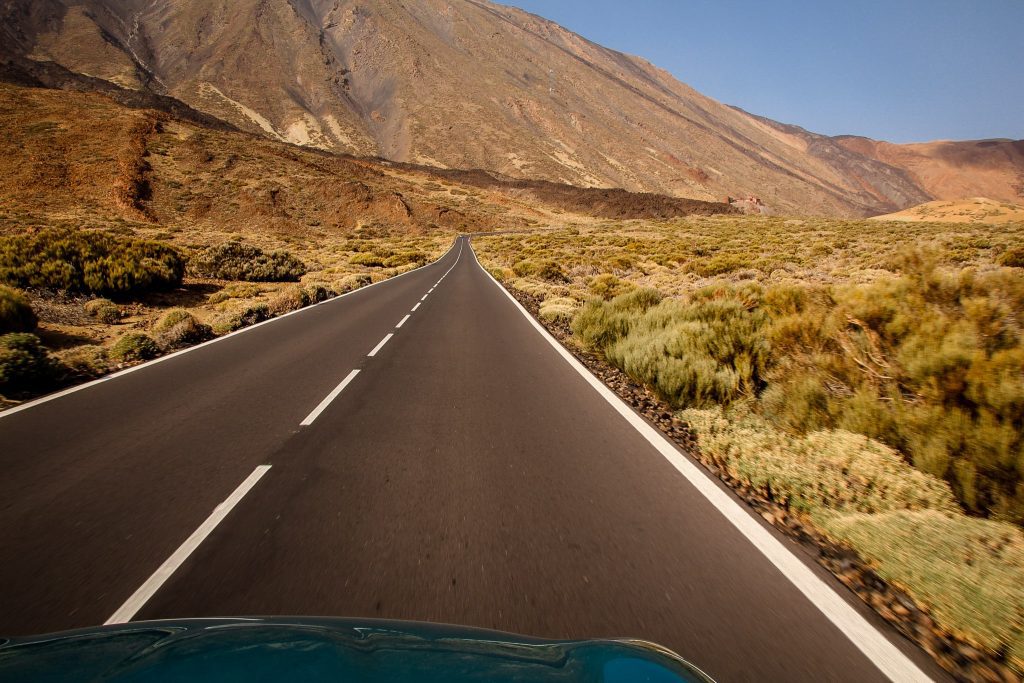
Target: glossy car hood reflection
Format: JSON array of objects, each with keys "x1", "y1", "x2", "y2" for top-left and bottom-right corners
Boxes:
[{"x1": 0, "y1": 617, "x2": 714, "y2": 682}]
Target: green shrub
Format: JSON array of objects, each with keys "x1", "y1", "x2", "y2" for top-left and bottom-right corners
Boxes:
[
  {"x1": 512, "y1": 259, "x2": 567, "y2": 282},
  {"x1": 685, "y1": 254, "x2": 750, "y2": 277},
  {"x1": 154, "y1": 309, "x2": 213, "y2": 349},
  {"x1": 683, "y1": 406, "x2": 958, "y2": 515},
  {"x1": 0, "y1": 333, "x2": 59, "y2": 397},
  {"x1": 109, "y1": 333, "x2": 160, "y2": 362},
  {"x1": 999, "y1": 247, "x2": 1024, "y2": 268},
  {"x1": 587, "y1": 273, "x2": 634, "y2": 300},
  {"x1": 757, "y1": 260, "x2": 1024, "y2": 521},
  {"x1": 84, "y1": 298, "x2": 121, "y2": 324},
  {"x1": 349, "y1": 253, "x2": 386, "y2": 268},
  {"x1": 0, "y1": 229, "x2": 184, "y2": 296},
  {"x1": 575, "y1": 287, "x2": 767, "y2": 407},
  {"x1": 384, "y1": 251, "x2": 427, "y2": 268},
  {"x1": 0, "y1": 285, "x2": 37, "y2": 333},
  {"x1": 56, "y1": 345, "x2": 109, "y2": 378},
  {"x1": 572, "y1": 287, "x2": 663, "y2": 349},
  {"x1": 820, "y1": 510, "x2": 1024, "y2": 667},
  {"x1": 192, "y1": 242, "x2": 306, "y2": 281}
]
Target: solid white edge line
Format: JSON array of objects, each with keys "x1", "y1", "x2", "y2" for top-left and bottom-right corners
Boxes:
[
  {"x1": 468, "y1": 241, "x2": 932, "y2": 683},
  {"x1": 396, "y1": 315, "x2": 411, "y2": 329},
  {"x1": 0, "y1": 238, "x2": 464, "y2": 420},
  {"x1": 105, "y1": 465, "x2": 272, "y2": 625},
  {"x1": 411, "y1": 303, "x2": 421, "y2": 312},
  {"x1": 300, "y1": 369, "x2": 361, "y2": 426},
  {"x1": 367, "y1": 333, "x2": 394, "y2": 357}
]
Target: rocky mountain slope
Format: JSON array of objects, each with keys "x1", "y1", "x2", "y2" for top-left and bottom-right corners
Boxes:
[
  {"x1": 835, "y1": 136, "x2": 1024, "y2": 206},
  {"x1": 2, "y1": 0, "x2": 1021, "y2": 217}
]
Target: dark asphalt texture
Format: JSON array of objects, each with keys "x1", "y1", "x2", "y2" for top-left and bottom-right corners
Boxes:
[{"x1": 0, "y1": 237, "x2": 948, "y2": 681}]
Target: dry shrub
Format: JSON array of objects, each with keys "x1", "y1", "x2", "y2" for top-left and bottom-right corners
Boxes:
[
  {"x1": 83, "y1": 298, "x2": 121, "y2": 324},
  {"x1": 154, "y1": 309, "x2": 213, "y2": 349},
  {"x1": 821, "y1": 510, "x2": 1024, "y2": 668}
]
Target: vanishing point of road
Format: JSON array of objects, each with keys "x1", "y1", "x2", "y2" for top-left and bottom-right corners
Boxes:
[{"x1": 0, "y1": 237, "x2": 949, "y2": 682}]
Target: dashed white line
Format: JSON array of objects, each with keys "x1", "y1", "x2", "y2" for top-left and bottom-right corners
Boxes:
[
  {"x1": 300, "y1": 369, "x2": 360, "y2": 426},
  {"x1": 411, "y1": 303, "x2": 421, "y2": 312},
  {"x1": 396, "y1": 315, "x2": 411, "y2": 329},
  {"x1": 105, "y1": 465, "x2": 272, "y2": 625},
  {"x1": 421, "y1": 294, "x2": 429, "y2": 302},
  {"x1": 368, "y1": 333, "x2": 394, "y2": 357}
]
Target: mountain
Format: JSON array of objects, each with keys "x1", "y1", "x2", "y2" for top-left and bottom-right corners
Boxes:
[
  {"x1": 871, "y1": 197, "x2": 1024, "y2": 224},
  {"x1": 835, "y1": 137, "x2": 1024, "y2": 206},
  {"x1": 2, "y1": 0, "x2": 1021, "y2": 217}
]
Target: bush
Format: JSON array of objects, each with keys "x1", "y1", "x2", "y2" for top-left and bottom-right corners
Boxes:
[
  {"x1": 572, "y1": 287, "x2": 663, "y2": 349},
  {"x1": 587, "y1": 273, "x2": 634, "y2": 300},
  {"x1": 683, "y1": 406, "x2": 958, "y2": 515},
  {"x1": 84, "y1": 298, "x2": 121, "y2": 324},
  {"x1": 0, "y1": 229, "x2": 184, "y2": 296},
  {"x1": 154, "y1": 309, "x2": 213, "y2": 349},
  {"x1": 0, "y1": 285, "x2": 36, "y2": 333},
  {"x1": 268, "y1": 286, "x2": 311, "y2": 315},
  {"x1": 55, "y1": 345, "x2": 109, "y2": 378},
  {"x1": 192, "y1": 242, "x2": 306, "y2": 282},
  {"x1": 0, "y1": 333, "x2": 59, "y2": 397},
  {"x1": 821, "y1": 510, "x2": 1024, "y2": 668},
  {"x1": 538, "y1": 297, "x2": 579, "y2": 323},
  {"x1": 512, "y1": 259, "x2": 567, "y2": 282},
  {"x1": 110, "y1": 332, "x2": 161, "y2": 362},
  {"x1": 335, "y1": 274, "x2": 372, "y2": 293},
  {"x1": 758, "y1": 260, "x2": 1024, "y2": 521},
  {"x1": 383, "y1": 251, "x2": 427, "y2": 268},
  {"x1": 574, "y1": 287, "x2": 768, "y2": 407},
  {"x1": 213, "y1": 303, "x2": 271, "y2": 335},
  {"x1": 303, "y1": 284, "x2": 333, "y2": 304},
  {"x1": 349, "y1": 253, "x2": 386, "y2": 268},
  {"x1": 999, "y1": 247, "x2": 1024, "y2": 268}
]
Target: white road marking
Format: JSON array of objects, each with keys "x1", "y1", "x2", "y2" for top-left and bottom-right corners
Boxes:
[
  {"x1": 300, "y1": 370, "x2": 360, "y2": 426},
  {"x1": 421, "y1": 294, "x2": 429, "y2": 301},
  {"x1": 471, "y1": 242, "x2": 932, "y2": 683},
  {"x1": 368, "y1": 334, "x2": 394, "y2": 357},
  {"x1": 411, "y1": 303, "x2": 421, "y2": 312},
  {"x1": 429, "y1": 288, "x2": 435, "y2": 293},
  {"x1": 105, "y1": 465, "x2": 272, "y2": 624},
  {"x1": 0, "y1": 238, "x2": 464, "y2": 420},
  {"x1": 396, "y1": 315, "x2": 411, "y2": 329}
]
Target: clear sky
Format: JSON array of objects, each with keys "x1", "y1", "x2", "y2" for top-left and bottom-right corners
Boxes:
[{"x1": 502, "y1": 0, "x2": 1024, "y2": 143}]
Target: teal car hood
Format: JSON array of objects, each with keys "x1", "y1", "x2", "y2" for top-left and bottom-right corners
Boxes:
[{"x1": 0, "y1": 618, "x2": 714, "y2": 682}]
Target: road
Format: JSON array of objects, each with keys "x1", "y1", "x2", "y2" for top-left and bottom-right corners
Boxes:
[{"x1": 0, "y1": 237, "x2": 947, "y2": 682}]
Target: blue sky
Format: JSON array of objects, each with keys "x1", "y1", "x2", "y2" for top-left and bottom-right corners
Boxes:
[{"x1": 503, "y1": 0, "x2": 1024, "y2": 143}]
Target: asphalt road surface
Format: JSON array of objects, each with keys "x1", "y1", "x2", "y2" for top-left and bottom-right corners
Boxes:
[{"x1": 0, "y1": 237, "x2": 949, "y2": 682}]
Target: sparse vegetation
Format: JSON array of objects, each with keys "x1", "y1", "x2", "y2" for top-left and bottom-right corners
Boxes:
[
  {"x1": 475, "y1": 215, "x2": 1024, "y2": 668},
  {"x1": 0, "y1": 285, "x2": 37, "y2": 333},
  {"x1": 0, "y1": 229, "x2": 184, "y2": 296},
  {"x1": 191, "y1": 241, "x2": 307, "y2": 282}
]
